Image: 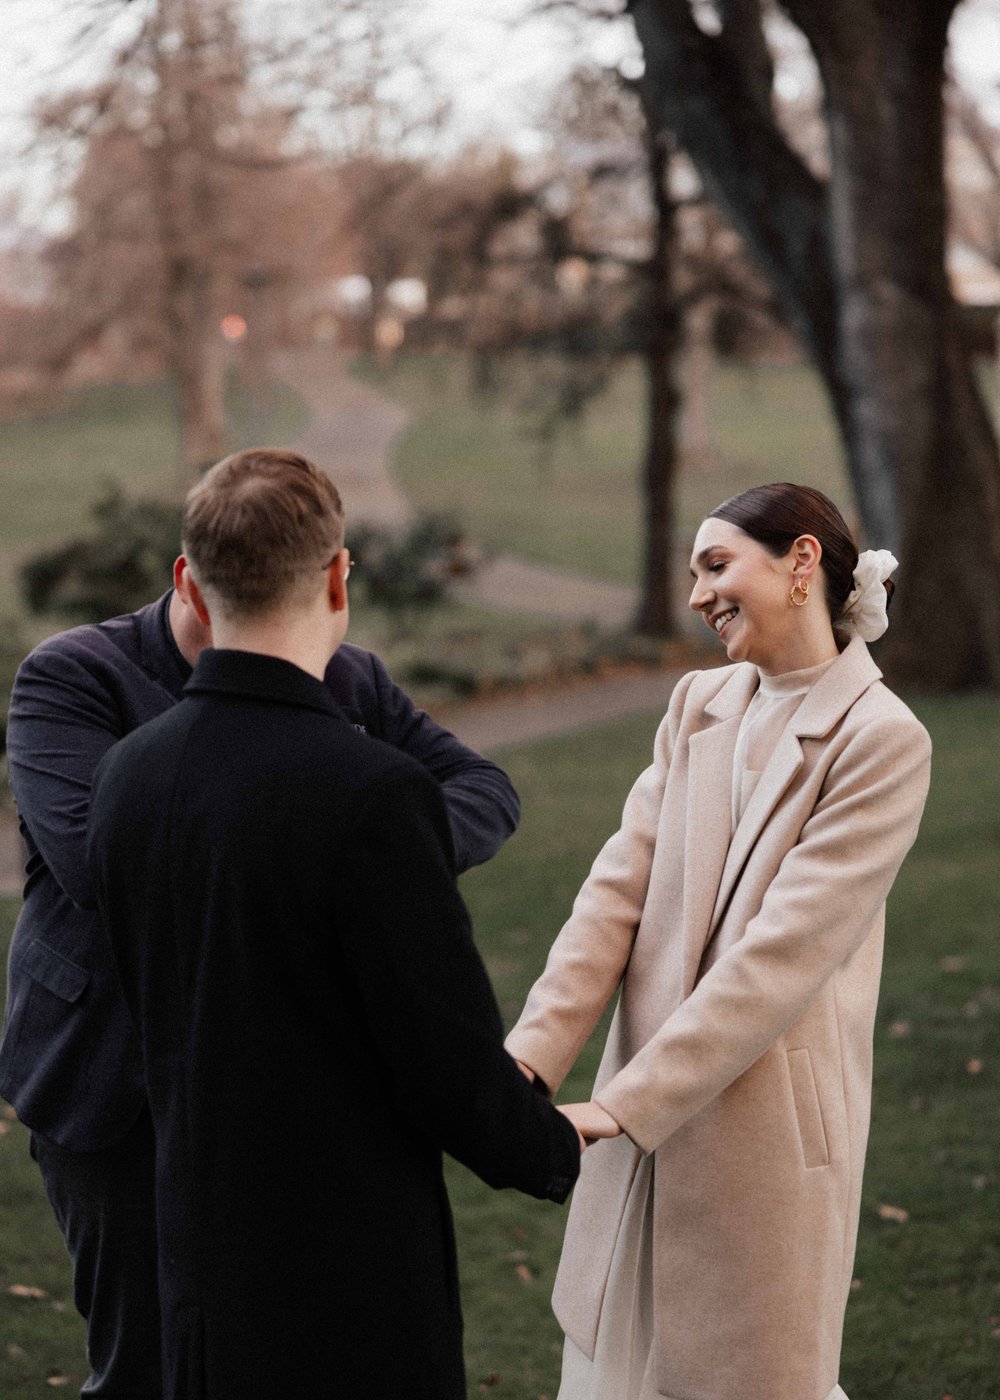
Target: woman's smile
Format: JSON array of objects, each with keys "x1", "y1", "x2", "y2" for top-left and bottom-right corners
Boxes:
[{"x1": 710, "y1": 606, "x2": 739, "y2": 637}]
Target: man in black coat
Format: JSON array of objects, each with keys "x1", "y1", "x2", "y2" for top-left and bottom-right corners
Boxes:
[
  {"x1": 86, "y1": 449, "x2": 598, "y2": 1399},
  {"x1": 3, "y1": 520, "x2": 520, "y2": 1395}
]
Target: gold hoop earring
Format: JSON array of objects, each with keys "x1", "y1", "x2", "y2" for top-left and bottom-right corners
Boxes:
[{"x1": 789, "y1": 578, "x2": 810, "y2": 607}]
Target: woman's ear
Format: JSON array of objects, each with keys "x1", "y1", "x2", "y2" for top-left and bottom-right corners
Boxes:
[{"x1": 791, "y1": 534, "x2": 823, "y2": 581}]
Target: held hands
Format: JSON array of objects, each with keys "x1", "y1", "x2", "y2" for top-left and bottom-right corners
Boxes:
[
  {"x1": 557, "y1": 1101, "x2": 622, "y2": 1154},
  {"x1": 515, "y1": 1061, "x2": 622, "y2": 1153}
]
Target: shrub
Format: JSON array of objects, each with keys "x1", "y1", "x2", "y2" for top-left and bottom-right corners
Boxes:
[{"x1": 21, "y1": 485, "x2": 181, "y2": 624}]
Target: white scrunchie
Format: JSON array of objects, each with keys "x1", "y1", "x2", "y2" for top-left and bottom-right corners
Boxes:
[{"x1": 841, "y1": 548, "x2": 898, "y2": 642}]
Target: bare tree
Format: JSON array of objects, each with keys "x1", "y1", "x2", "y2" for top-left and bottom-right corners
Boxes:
[{"x1": 24, "y1": 0, "x2": 427, "y2": 483}]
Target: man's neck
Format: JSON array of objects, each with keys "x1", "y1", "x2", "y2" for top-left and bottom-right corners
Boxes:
[{"x1": 210, "y1": 613, "x2": 338, "y2": 683}]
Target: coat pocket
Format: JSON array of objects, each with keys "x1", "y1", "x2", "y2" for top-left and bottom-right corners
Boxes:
[
  {"x1": 785, "y1": 1047, "x2": 830, "y2": 1169},
  {"x1": 20, "y1": 939, "x2": 91, "y2": 1003}
]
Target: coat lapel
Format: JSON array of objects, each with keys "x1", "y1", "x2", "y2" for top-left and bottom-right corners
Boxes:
[
  {"x1": 706, "y1": 635, "x2": 883, "y2": 936},
  {"x1": 681, "y1": 666, "x2": 757, "y2": 989}
]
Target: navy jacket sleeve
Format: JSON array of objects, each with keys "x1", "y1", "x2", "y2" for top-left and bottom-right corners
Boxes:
[
  {"x1": 341, "y1": 763, "x2": 579, "y2": 1202},
  {"x1": 363, "y1": 650, "x2": 520, "y2": 873},
  {"x1": 6, "y1": 644, "x2": 125, "y2": 910}
]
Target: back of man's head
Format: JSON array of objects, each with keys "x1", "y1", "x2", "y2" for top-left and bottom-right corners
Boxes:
[{"x1": 182, "y1": 449, "x2": 344, "y2": 619}]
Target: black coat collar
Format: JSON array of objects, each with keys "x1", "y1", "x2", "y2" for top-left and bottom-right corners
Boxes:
[{"x1": 185, "y1": 648, "x2": 348, "y2": 722}]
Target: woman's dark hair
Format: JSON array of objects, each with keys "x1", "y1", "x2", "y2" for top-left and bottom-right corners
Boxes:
[{"x1": 708, "y1": 482, "x2": 890, "y2": 621}]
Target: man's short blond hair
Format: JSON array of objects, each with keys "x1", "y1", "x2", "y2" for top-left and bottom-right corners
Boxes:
[{"x1": 182, "y1": 449, "x2": 344, "y2": 617}]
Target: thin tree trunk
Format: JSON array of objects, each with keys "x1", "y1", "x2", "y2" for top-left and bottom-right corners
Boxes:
[
  {"x1": 173, "y1": 268, "x2": 227, "y2": 479},
  {"x1": 635, "y1": 108, "x2": 683, "y2": 637},
  {"x1": 148, "y1": 0, "x2": 229, "y2": 487}
]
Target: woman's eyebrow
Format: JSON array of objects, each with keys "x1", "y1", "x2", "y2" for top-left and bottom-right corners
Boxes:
[{"x1": 689, "y1": 546, "x2": 724, "y2": 578}]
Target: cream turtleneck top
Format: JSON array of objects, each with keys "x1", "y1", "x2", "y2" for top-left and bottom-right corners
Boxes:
[{"x1": 731, "y1": 656, "x2": 837, "y2": 829}]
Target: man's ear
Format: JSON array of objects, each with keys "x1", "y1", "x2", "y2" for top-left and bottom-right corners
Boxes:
[
  {"x1": 326, "y1": 549, "x2": 349, "y2": 614},
  {"x1": 174, "y1": 555, "x2": 212, "y2": 627}
]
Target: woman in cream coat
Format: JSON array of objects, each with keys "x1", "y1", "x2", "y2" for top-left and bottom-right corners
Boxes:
[{"x1": 507, "y1": 484, "x2": 932, "y2": 1400}]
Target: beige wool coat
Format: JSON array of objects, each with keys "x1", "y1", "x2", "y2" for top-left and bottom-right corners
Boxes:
[{"x1": 506, "y1": 636, "x2": 931, "y2": 1400}]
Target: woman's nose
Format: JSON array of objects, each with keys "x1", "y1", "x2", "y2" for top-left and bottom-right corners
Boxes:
[{"x1": 689, "y1": 578, "x2": 710, "y2": 612}]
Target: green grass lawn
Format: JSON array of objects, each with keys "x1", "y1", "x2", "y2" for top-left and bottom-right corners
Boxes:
[
  {"x1": 2, "y1": 692, "x2": 998, "y2": 1398},
  {"x1": 359, "y1": 353, "x2": 854, "y2": 585}
]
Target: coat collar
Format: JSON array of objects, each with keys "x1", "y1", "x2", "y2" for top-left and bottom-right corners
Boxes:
[
  {"x1": 703, "y1": 633, "x2": 881, "y2": 735},
  {"x1": 685, "y1": 636, "x2": 883, "y2": 970},
  {"x1": 185, "y1": 648, "x2": 348, "y2": 723}
]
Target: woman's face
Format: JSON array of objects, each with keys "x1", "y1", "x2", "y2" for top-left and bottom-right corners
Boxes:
[{"x1": 688, "y1": 518, "x2": 811, "y2": 672}]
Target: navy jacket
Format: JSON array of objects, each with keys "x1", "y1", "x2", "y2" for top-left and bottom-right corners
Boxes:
[
  {"x1": 0, "y1": 593, "x2": 519, "y2": 1150},
  {"x1": 87, "y1": 649, "x2": 576, "y2": 1399}
]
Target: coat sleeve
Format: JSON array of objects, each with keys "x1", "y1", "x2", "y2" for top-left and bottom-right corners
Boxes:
[
  {"x1": 367, "y1": 651, "x2": 520, "y2": 873},
  {"x1": 6, "y1": 643, "x2": 124, "y2": 910},
  {"x1": 504, "y1": 671, "x2": 697, "y2": 1096},
  {"x1": 595, "y1": 711, "x2": 932, "y2": 1153},
  {"x1": 340, "y1": 763, "x2": 580, "y2": 1202}
]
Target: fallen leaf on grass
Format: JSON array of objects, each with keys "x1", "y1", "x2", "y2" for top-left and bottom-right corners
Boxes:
[
  {"x1": 877, "y1": 1204, "x2": 909, "y2": 1223},
  {"x1": 0, "y1": 1122, "x2": 9, "y2": 1137},
  {"x1": 966, "y1": 1059, "x2": 984, "y2": 1074},
  {"x1": 46, "y1": 1374, "x2": 70, "y2": 1388},
  {"x1": 850, "y1": 1279, "x2": 863, "y2": 1292},
  {"x1": 940, "y1": 955, "x2": 967, "y2": 973},
  {"x1": 7, "y1": 1343, "x2": 25, "y2": 1357},
  {"x1": 887, "y1": 1021, "x2": 911, "y2": 1039},
  {"x1": 2, "y1": 1104, "x2": 17, "y2": 1121},
  {"x1": 515, "y1": 1263, "x2": 535, "y2": 1283},
  {"x1": 7, "y1": 1285, "x2": 48, "y2": 1300},
  {"x1": 478, "y1": 1375, "x2": 500, "y2": 1390},
  {"x1": 972, "y1": 1175, "x2": 988, "y2": 1190}
]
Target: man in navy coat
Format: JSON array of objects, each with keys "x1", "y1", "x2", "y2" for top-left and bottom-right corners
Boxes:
[
  {"x1": 2, "y1": 452, "x2": 531, "y2": 1395},
  {"x1": 84, "y1": 449, "x2": 590, "y2": 1398}
]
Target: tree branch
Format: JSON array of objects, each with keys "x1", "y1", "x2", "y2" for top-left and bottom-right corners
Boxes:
[{"x1": 626, "y1": 0, "x2": 840, "y2": 392}]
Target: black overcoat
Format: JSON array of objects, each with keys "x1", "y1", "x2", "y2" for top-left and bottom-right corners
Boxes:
[{"x1": 87, "y1": 648, "x2": 579, "y2": 1400}]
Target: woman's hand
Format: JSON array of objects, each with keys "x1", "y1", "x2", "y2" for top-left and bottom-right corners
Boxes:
[{"x1": 557, "y1": 1101, "x2": 623, "y2": 1151}]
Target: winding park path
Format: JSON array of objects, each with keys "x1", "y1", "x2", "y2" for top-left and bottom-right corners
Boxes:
[
  {"x1": 0, "y1": 349, "x2": 685, "y2": 895},
  {"x1": 272, "y1": 347, "x2": 691, "y2": 745},
  {"x1": 277, "y1": 347, "x2": 642, "y2": 628}
]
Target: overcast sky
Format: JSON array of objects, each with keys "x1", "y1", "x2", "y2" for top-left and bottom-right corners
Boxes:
[{"x1": 1, "y1": 0, "x2": 997, "y2": 228}]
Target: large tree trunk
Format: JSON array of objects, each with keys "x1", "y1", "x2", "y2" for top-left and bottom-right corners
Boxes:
[
  {"x1": 636, "y1": 111, "x2": 683, "y2": 637},
  {"x1": 786, "y1": 0, "x2": 1000, "y2": 687},
  {"x1": 627, "y1": 0, "x2": 1000, "y2": 688}
]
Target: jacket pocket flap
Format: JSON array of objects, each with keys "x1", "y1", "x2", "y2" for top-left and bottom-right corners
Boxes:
[{"x1": 21, "y1": 939, "x2": 90, "y2": 1003}]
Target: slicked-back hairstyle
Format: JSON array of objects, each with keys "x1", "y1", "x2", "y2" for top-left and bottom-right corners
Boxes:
[
  {"x1": 709, "y1": 482, "x2": 874, "y2": 622},
  {"x1": 182, "y1": 449, "x2": 344, "y2": 618}
]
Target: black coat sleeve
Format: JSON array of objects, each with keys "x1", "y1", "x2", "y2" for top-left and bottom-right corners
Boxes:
[
  {"x1": 366, "y1": 652, "x2": 520, "y2": 873},
  {"x1": 340, "y1": 764, "x2": 579, "y2": 1202}
]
